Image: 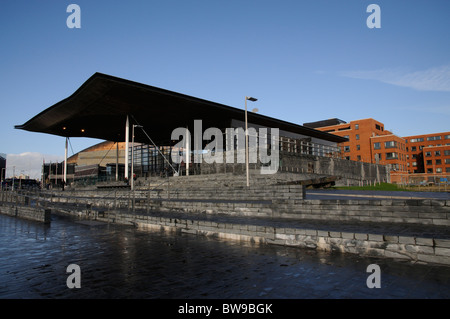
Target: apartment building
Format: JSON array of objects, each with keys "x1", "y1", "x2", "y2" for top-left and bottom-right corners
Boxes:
[
  {"x1": 404, "y1": 133, "x2": 450, "y2": 174},
  {"x1": 304, "y1": 118, "x2": 407, "y2": 171},
  {"x1": 304, "y1": 118, "x2": 449, "y2": 184}
]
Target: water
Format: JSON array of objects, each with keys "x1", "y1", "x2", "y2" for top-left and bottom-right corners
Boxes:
[{"x1": 0, "y1": 213, "x2": 449, "y2": 299}]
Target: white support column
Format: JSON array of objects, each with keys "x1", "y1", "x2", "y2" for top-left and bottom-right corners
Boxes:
[
  {"x1": 185, "y1": 127, "x2": 190, "y2": 176},
  {"x1": 125, "y1": 115, "x2": 130, "y2": 180},
  {"x1": 64, "y1": 137, "x2": 68, "y2": 183},
  {"x1": 245, "y1": 99, "x2": 249, "y2": 187},
  {"x1": 131, "y1": 124, "x2": 135, "y2": 190},
  {"x1": 116, "y1": 142, "x2": 119, "y2": 181}
]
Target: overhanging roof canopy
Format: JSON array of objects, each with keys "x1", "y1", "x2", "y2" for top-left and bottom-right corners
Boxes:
[{"x1": 15, "y1": 72, "x2": 347, "y2": 145}]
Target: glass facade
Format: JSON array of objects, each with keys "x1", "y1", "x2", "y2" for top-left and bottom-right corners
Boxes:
[{"x1": 130, "y1": 144, "x2": 174, "y2": 177}]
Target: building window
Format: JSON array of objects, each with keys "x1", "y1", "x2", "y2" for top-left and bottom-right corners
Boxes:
[
  {"x1": 345, "y1": 156, "x2": 350, "y2": 160},
  {"x1": 375, "y1": 124, "x2": 381, "y2": 130},
  {"x1": 386, "y1": 152, "x2": 398, "y2": 159},
  {"x1": 374, "y1": 142, "x2": 381, "y2": 150},
  {"x1": 425, "y1": 151, "x2": 431, "y2": 157},
  {"x1": 435, "y1": 151, "x2": 441, "y2": 156},
  {"x1": 385, "y1": 141, "x2": 397, "y2": 148},
  {"x1": 436, "y1": 168, "x2": 442, "y2": 173},
  {"x1": 427, "y1": 168, "x2": 433, "y2": 173},
  {"x1": 356, "y1": 144, "x2": 360, "y2": 151},
  {"x1": 344, "y1": 135, "x2": 349, "y2": 139},
  {"x1": 427, "y1": 136, "x2": 441, "y2": 141},
  {"x1": 447, "y1": 167, "x2": 450, "y2": 173},
  {"x1": 445, "y1": 150, "x2": 450, "y2": 156},
  {"x1": 412, "y1": 162, "x2": 417, "y2": 167},
  {"x1": 436, "y1": 159, "x2": 442, "y2": 165},
  {"x1": 445, "y1": 135, "x2": 450, "y2": 140},
  {"x1": 357, "y1": 155, "x2": 361, "y2": 161},
  {"x1": 355, "y1": 124, "x2": 359, "y2": 130},
  {"x1": 356, "y1": 134, "x2": 360, "y2": 140},
  {"x1": 445, "y1": 159, "x2": 450, "y2": 164},
  {"x1": 411, "y1": 146, "x2": 417, "y2": 152},
  {"x1": 426, "y1": 160, "x2": 432, "y2": 165},
  {"x1": 344, "y1": 146, "x2": 350, "y2": 152},
  {"x1": 410, "y1": 138, "x2": 424, "y2": 143}
]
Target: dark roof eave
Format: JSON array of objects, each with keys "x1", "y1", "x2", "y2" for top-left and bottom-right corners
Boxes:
[{"x1": 15, "y1": 72, "x2": 347, "y2": 144}]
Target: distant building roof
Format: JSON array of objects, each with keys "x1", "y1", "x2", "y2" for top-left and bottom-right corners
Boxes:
[{"x1": 303, "y1": 118, "x2": 347, "y2": 129}]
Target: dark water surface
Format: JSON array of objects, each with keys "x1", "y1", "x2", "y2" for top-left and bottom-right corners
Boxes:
[{"x1": 0, "y1": 213, "x2": 449, "y2": 299}]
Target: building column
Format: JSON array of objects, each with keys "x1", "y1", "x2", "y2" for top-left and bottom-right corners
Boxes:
[
  {"x1": 116, "y1": 142, "x2": 119, "y2": 181},
  {"x1": 64, "y1": 137, "x2": 68, "y2": 184},
  {"x1": 125, "y1": 115, "x2": 130, "y2": 180},
  {"x1": 185, "y1": 127, "x2": 190, "y2": 176}
]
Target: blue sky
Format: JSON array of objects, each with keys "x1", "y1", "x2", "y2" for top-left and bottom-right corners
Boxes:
[{"x1": 1, "y1": 0, "x2": 449, "y2": 178}]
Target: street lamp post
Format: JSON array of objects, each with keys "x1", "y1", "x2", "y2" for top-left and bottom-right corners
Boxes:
[{"x1": 245, "y1": 96, "x2": 257, "y2": 187}]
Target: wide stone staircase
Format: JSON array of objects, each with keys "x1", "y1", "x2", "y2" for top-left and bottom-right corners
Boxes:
[{"x1": 131, "y1": 171, "x2": 311, "y2": 202}]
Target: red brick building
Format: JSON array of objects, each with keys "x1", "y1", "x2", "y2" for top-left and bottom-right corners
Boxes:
[
  {"x1": 304, "y1": 118, "x2": 450, "y2": 184},
  {"x1": 404, "y1": 133, "x2": 450, "y2": 173}
]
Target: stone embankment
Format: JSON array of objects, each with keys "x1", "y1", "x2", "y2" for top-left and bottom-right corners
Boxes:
[
  {"x1": 0, "y1": 191, "x2": 50, "y2": 223},
  {"x1": 34, "y1": 187, "x2": 450, "y2": 227},
  {"x1": 94, "y1": 210, "x2": 450, "y2": 266},
  {"x1": 1, "y1": 172, "x2": 449, "y2": 266}
]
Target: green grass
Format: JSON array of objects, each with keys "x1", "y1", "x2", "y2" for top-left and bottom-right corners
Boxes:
[{"x1": 332, "y1": 183, "x2": 409, "y2": 192}]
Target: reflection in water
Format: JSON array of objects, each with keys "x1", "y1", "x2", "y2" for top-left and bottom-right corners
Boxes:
[{"x1": 0, "y1": 213, "x2": 449, "y2": 299}]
